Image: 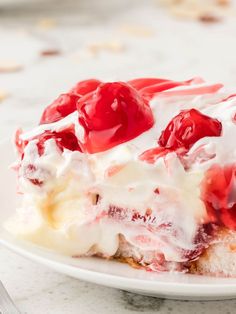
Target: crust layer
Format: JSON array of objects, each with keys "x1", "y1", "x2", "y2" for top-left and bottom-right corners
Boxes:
[
  {"x1": 112, "y1": 231, "x2": 236, "y2": 276},
  {"x1": 190, "y1": 229, "x2": 236, "y2": 277}
]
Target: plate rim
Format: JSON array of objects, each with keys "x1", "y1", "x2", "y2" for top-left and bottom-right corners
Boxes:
[{"x1": 1, "y1": 233, "x2": 236, "y2": 299}]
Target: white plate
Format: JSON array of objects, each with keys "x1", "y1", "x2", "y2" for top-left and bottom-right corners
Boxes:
[{"x1": 1, "y1": 139, "x2": 236, "y2": 301}]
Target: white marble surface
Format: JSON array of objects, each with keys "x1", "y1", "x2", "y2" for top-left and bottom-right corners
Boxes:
[{"x1": 1, "y1": 1, "x2": 236, "y2": 313}]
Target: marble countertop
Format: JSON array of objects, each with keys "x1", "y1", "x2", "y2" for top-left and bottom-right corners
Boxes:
[{"x1": 1, "y1": 1, "x2": 236, "y2": 313}]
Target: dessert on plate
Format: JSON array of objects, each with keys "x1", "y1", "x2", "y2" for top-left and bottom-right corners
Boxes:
[{"x1": 6, "y1": 76, "x2": 236, "y2": 276}]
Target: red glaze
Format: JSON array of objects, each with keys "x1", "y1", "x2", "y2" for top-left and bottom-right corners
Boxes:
[
  {"x1": 129, "y1": 77, "x2": 205, "y2": 88},
  {"x1": 201, "y1": 164, "x2": 236, "y2": 230},
  {"x1": 157, "y1": 84, "x2": 223, "y2": 98},
  {"x1": 128, "y1": 77, "x2": 208, "y2": 100},
  {"x1": 40, "y1": 79, "x2": 102, "y2": 125},
  {"x1": 77, "y1": 82, "x2": 154, "y2": 153},
  {"x1": 128, "y1": 78, "x2": 170, "y2": 90},
  {"x1": 40, "y1": 94, "x2": 80, "y2": 124},
  {"x1": 128, "y1": 78, "x2": 188, "y2": 101},
  {"x1": 140, "y1": 81, "x2": 187, "y2": 94},
  {"x1": 70, "y1": 79, "x2": 101, "y2": 96},
  {"x1": 36, "y1": 126, "x2": 81, "y2": 156},
  {"x1": 158, "y1": 109, "x2": 222, "y2": 151},
  {"x1": 139, "y1": 147, "x2": 172, "y2": 164}
]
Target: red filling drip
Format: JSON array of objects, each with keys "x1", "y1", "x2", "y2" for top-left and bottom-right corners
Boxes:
[
  {"x1": 139, "y1": 147, "x2": 171, "y2": 164},
  {"x1": 201, "y1": 164, "x2": 236, "y2": 230},
  {"x1": 128, "y1": 78, "x2": 171, "y2": 90},
  {"x1": 158, "y1": 109, "x2": 222, "y2": 151},
  {"x1": 128, "y1": 77, "x2": 205, "y2": 100},
  {"x1": 77, "y1": 82, "x2": 154, "y2": 153}
]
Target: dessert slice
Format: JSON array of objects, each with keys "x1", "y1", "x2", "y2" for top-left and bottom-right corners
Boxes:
[{"x1": 6, "y1": 77, "x2": 236, "y2": 276}]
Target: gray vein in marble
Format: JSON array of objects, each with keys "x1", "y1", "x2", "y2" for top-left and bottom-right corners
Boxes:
[{"x1": 121, "y1": 291, "x2": 164, "y2": 312}]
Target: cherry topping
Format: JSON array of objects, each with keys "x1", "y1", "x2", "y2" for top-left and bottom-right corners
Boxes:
[
  {"x1": 139, "y1": 147, "x2": 172, "y2": 164},
  {"x1": 35, "y1": 126, "x2": 81, "y2": 156},
  {"x1": 40, "y1": 94, "x2": 80, "y2": 124},
  {"x1": 201, "y1": 164, "x2": 236, "y2": 230},
  {"x1": 70, "y1": 79, "x2": 101, "y2": 96},
  {"x1": 128, "y1": 78, "x2": 170, "y2": 90},
  {"x1": 158, "y1": 109, "x2": 222, "y2": 152},
  {"x1": 77, "y1": 82, "x2": 154, "y2": 153},
  {"x1": 128, "y1": 77, "x2": 207, "y2": 100},
  {"x1": 40, "y1": 79, "x2": 102, "y2": 125},
  {"x1": 128, "y1": 78, "x2": 189, "y2": 100}
]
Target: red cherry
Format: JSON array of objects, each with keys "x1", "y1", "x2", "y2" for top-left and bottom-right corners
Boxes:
[
  {"x1": 158, "y1": 109, "x2": 222, "y2": 152},
  {"x1": 77, "y1": 82, "x2": 154, "y2": 153},
  {"x1": 34, "y1": 126, "x2": 81, "y2": 156},
  {"x1": 18, "y1": 129, "x2": 80, "y2": 187},
  {"x1": 40, "y1": 79, "x2": 102, "y2": 125},
  {"x1": 70, "y1": 79, "x2": 101, "y2": 96},
  {"x1": 201, "y1": 164, "x2": 236, "y2": 230},
  {"x1": 40, "y1": 94, "x2": 79, "y2": 124}
]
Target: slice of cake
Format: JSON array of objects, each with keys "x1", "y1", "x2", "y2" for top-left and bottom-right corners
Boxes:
[{"x1": 6, "y1": 77, "x2": 236, "y2": 276}]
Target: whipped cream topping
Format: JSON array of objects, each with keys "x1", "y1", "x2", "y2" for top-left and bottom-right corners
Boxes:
[{"x1": 6, "y1": 80, "x2": 236, "y2": 263}]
